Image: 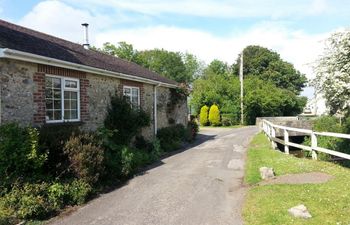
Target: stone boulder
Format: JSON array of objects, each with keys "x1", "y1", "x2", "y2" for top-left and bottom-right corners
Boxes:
[
  {"x1": 288, "y1": 204, "x2": 312, "y2": 219},
  {"x1": 259, "y1": 167, "x2": 275, "y2": 180}
]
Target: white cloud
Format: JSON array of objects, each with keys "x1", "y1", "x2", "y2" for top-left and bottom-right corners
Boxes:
[
  {"x1": 19, "y1": 0, "x2": 118, "y2": 44},
  {"x1": 95, "y1": 22, "x2": 330, "y2": 80}
]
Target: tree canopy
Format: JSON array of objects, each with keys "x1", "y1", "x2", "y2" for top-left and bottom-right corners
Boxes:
[
  {"x1": 233, "y1": 45, "x2": 307, "y2": 94},
  {"x1": 191, "y1": 55, "x2": 306, "y2": 125},
  {"x1": 313, "y1": 30, "x2": 350, "y2": 114},
  {"x1": 96, "y1": 42, "x2": 203, "y2": 83}
]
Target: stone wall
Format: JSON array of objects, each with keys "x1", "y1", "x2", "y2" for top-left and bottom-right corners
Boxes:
[
  {"x1": 84, "y1": 73, "x2": 119, "y2": 131},
  {"x1": 0, "y1": 58, "x2": 188, "y2": 140},
  {"x1": 0, "y1": 59, "x2": 37, "y2": 125}
]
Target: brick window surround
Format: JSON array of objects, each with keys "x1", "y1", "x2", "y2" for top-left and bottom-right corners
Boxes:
[
  {"x1": 33, "y1": 64, "x2": 89, "y2": 124},
  {"x1": 118, "y1": 80, "x2": 145, "y2": 107}
]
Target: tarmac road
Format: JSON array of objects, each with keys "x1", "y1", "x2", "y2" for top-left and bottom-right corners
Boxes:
[{"x1": 49, "y1": 126, "x2": 258, "y2": 225}]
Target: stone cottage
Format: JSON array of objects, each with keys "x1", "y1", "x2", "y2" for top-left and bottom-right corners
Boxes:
[{"x1": 0, "y1": 20, "x2": 187, "y2": 139}]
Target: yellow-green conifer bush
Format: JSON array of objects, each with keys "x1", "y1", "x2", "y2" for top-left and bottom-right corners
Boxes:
[
  {"x1": 199, "y1": 105, "x2": 209, "y2": 126},
  {"x1": 209, "y1": 104, "x2": 221, "y2": 126}
]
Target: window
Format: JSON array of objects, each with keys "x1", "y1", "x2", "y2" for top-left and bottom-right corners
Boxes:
[
  {"x1": 123, "y1": 86, "x2": 140, "y2": 107},
  {"x1": 45, "y1": 75, "x2": 80, "y2": 122}
]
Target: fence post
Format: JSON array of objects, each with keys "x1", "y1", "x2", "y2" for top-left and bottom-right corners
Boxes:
[
  {"x1": 311, "y1": 132, "x2": 318, "y2": 160},
  {"x1": 284, "y1": 129, "x2": 289, "y2": 154},
  {"x1": 271, "y1": 126, "x2": 277, "y2": 150}
]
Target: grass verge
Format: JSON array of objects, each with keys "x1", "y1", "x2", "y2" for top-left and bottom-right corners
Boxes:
[{"x1": 243, "y1": 133, "x2": 350, "y2": 225}]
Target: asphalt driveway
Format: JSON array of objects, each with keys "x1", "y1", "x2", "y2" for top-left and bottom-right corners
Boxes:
[{"x1": 49, "y1": 126, "x2": 258, "y2": 225}]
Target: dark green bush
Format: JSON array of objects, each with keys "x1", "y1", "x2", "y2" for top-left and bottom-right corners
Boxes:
[
  {"x1": 104, "y1": 95, "x2": 150, "y2": 145},
  {"x1": 221, "y1": 113, "x2": 239, "y2": 126},
  {"x1": 64, "y1": 133, "x2": 104, "y2": 185},
  {"x1": 0, "y1": 123, "x2": 46, "y2": 190},
  {"x1": 185, "y1": 120, "x2": 199, "y2": 142},
  {"x1": 303, "y1": 116, "x2": 346, "y2": 160},
  {"x1": 39, "y1": 123, "x2": 80, "y2": 177},
  {"x1": 157, "y1": 124, "x2": 186, "y2": 151}
]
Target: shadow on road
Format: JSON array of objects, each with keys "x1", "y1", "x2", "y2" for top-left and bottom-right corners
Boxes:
[{"x1": 97, "y1": 132, "x2": 217, "y2": 196}]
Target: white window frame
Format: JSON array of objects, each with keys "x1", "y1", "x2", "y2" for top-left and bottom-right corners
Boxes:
[
  {"x1": 123, "y1": 86, "x2": 140, "y2": 107},
  {"x1": 45, "y1": 75, "x2": 81, "y2": 123}
]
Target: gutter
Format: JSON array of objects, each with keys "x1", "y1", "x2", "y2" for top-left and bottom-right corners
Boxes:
[
  {"x1": 153, "y1": 84, "x2": 161, "y2": 136},
  {"x1": 0, "y1": 48, "x2": 178, "y2": 89}
]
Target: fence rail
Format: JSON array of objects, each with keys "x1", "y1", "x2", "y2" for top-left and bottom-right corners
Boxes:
[{"x1": 262, "y1": 119, "x2": 350, "y2": 160}]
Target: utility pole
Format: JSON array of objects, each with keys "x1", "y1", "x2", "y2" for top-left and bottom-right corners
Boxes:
[{"x1": 240, "y1": 51, "x2": 244, "y2": 125}]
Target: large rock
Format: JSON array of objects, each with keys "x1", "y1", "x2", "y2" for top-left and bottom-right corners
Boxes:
[
  {"x1": 259, "y1": 167, "x2": 275, "y2": 180},
  {"x1": 288, "y1": 204, "x2": 312, "y2": 219}
]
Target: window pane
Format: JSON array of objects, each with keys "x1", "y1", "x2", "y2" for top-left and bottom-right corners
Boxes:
[
  {"x1": 46, "y1": 99, "x2": 53, "y2": 109},
  {"x1": 71, "y1": 92, "x2": 77, "y2": 100},
  {"x1": 132, "y1": 96, "x2": 138, "y2": 105},
  {"x1": 54, "y1": 90, "x2": 61, "y2": 99},
  {"x1": 53, "y1": 78, "x2": 61, "y2": 88},
  {"x1": 45, "y1": 77, "x2": 62, "y2": 121},
  {"x1": 132, "y1": 88, "x2": 139, "y2": 96},
  {"x1": 53, "y1": 110, "x2": 62, "y2": 120},
  {"x1": 71, "y1": 110, "x2": 78, "y2": 119},
  {"x1": 54, "y1": 100, "x2": 61, "y2": 109},
  {"x1": 123, "y1": 88, "x2": 130, "y2": 95},
  {"x1": 65, "y1": 80, "x2": 78, "y2": 88},
  {"x1": 46, "y1": 111, "x2": 53, "y2": 121}
]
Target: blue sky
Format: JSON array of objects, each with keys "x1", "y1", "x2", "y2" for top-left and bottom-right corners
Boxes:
[{"x1": 1, "y1": 0, "x2": 350, "y2": 97}]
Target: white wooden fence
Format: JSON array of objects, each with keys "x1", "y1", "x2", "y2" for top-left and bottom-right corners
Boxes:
[{"x1": 262, "y1": 119, "x2": 350, "y2": 160}]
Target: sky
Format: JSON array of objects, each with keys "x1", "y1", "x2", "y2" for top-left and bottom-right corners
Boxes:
[{"x1": 1, "y1": 0, "x2": 349, "y2": 98}]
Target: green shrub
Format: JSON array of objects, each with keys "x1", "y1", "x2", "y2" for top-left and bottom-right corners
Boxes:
[
  {"x1": 303, "y1": 116, "x2": 345, "y2": 160},
  {"x1": 39, "y1": 123, "x2": 80, "y2": 177},
  {"x1": 150, "y1": 138, "x2": 162, "y2": 161},
  {"x1": 199, "y1": 105, "x2": 209, "y2": 126},
  {"x1": 209, "y1": 104, "x2": 221, "y2": 126},
  {"x1": 2, "y1": 183, "x2": 53, "y2": 220},
  {"x1": 157, "y1": 124, "x2": 186, "y2": 151},
  {"x1": 47, "y1": 182, "x2": 67, "y2": 210},
  {"x1": 0, "y1": 123, "x2": 46, "y2": 190},
  {"x1": 66, "y1": 179, "x2": 92, "y2": 205},
  {"x1": 221, "y1": 113, "x2": 239, "y2": 126},
  {"x1": 185, "y1": 120, "x2": 199, "y2": 142},
  {"x1": 64, "y1": 133, "x2": 104, "y2": 185},
  {"x1": 104, "y1": 95, "x2": 150, "y2": 145}
]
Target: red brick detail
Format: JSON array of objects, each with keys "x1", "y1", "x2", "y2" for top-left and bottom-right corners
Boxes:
[
  {"x1": 33, "y1": 72, "x2": 46, "y2": 124},
  {"x1": 38, "y1": 64, "x2": 86, "y2": 79},
  {"x1": 119, "y1": 80, "x2": 145, "y2": 107},
  {"x1": 80, "y1": 78, "x2": 90, "y2": 122},
  {"x1": 33, "y1": 65, "x2": 89, "y2": 124}
]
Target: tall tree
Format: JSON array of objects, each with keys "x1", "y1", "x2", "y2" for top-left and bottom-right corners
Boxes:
[
  {"x1": 233, "y1": 45, "x2": 307, "y2": 94},
  {"x1": 98, "y1": 42, "x2": 138, "y2": 62},
  {"x1": 97, "y1": 42, "x2": 201, "y2": 83},
  {"x1": 313, "y1": 30, "x2": 350, "y2": 114}
]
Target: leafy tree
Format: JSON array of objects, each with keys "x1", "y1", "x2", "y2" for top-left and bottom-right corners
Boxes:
[
  {"x1": 233, "y1": 45, "x2": 307, "y2": 94},
  {"x1": 204, "y1": 59, "x2": 230, "y2": 77},
  {"x1": 199, "y1": 105, "x2": 209, "y2": 126},
  {"x1": 182, "y1": 53, "x2": 205, "y2": 81},
  {"x1": 137, "y1": 49, "x2": 190, "y2": 83},
  {"x1": 97, "y1": 42, "x2": 201, "y2": 83},
  {"x1": 244, "y1": 77, "x2": 306, "y2": 124},
  {"x1": 209, "y1": 104, "x2": 221, "y2": 126},
  {"x1": 98, "y1": 42, "x2": 138, "y2": 62},
  {"x1": 191, "y1": 59, "x2": 306, "y2": 125},
  {"x1": 313, "y1": 30, "x2": 350, "y2": 114}
]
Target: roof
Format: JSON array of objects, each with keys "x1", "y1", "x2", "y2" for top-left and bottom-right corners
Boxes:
[{"x1": 0, "y1": 19, "x2": 178, "y2": 86}]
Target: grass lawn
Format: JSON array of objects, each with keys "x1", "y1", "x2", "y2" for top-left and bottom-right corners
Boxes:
[{"x1": 243, "y1": 133, "x2": 350, "y2": 225}]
